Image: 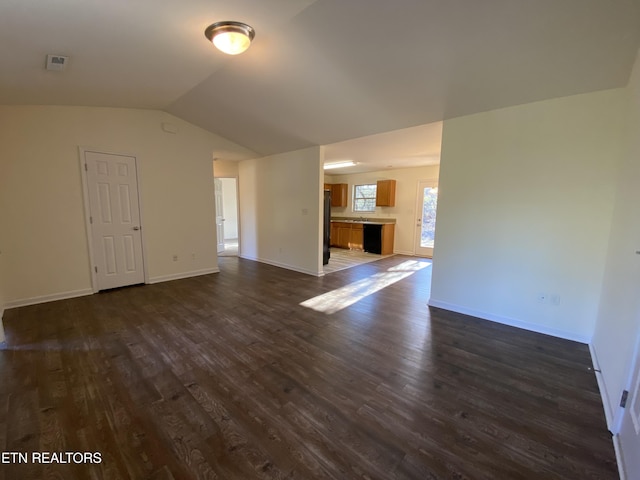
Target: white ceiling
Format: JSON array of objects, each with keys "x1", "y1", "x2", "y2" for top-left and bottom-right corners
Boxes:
[
  {"x1": 323, "y1": 122, "x2": 442, "y2": 175},
  {"x1": 1, "y1": 0, "x2": 639, "y2": 169}
]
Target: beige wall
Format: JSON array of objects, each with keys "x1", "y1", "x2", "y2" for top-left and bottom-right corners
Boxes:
[
  {"x1": 431, "y1": 88, "x2": 625, "y2": 342},
  {"x1": 592, "y1": 48, "x2": 640, "y2": 428},
  {"x1": 213, "y1": 159, "x2": 240, "y2": 177},
  {"x1": 238, "y1": 146, "x2": 323, "y2": 275},
  {"x1": 326, "y1": 165, "x2": 440, "y2": 254},
  {"x1": 0, "y1": 105, "x2": 251, "y2": 306}
]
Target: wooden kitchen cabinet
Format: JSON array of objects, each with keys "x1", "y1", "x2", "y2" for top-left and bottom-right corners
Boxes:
[
  {"x1": 350, "y1": 223, "x2": 363, "y2": 250},
  {"x1": 330, "y1": 221, "x2": 364, "y2": 250},
  {"x1": 330, "y1": 222, "x2": 338, "y2": 246},
  {"x1": 375, "y1": 179, "x2": 396, "y2": 207},
  {"x1": 381, "y1": 223, "x2": 395, "y2": 255},
  {"x1": 336, "y1": 223, "x2": 351, "y2": 248},
  {"x1": 330, "y1": 183, "x2": 348, "y2": 207}
]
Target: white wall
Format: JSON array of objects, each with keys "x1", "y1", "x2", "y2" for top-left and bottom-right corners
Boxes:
[
  {"x1": 0, "y1": 105, "x2": 253, "y2": 306},
  {"x1": 431, "y1": 89, "x2": 625, "y2": 342},
  {"x1": 592, "y1": 49, "x2": 640, "y2": 429},
  {"x1": 327, "y1": 165, "x2": 440, "y2": 254},
  {"x1": 220, "y1": 178, "x2": 238, "y2": 239},
  {"x1": 238, "y1": 146, "x2": 323, "y2": 276}
]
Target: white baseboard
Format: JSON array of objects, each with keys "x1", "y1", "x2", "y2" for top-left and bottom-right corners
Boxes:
[
  {"x1": 427, "y1": 299, "x2": 591, "y2": 344},
  {"x1": 148, "y1": 267, "x2": 220, "y2": 284},
  {"x1": 5, "y1": 288, "x2": 94, "y2": 309},
  {"x1": 613, "y1": 433, "x2": 626, "y2": 480},
  {"x1": 239, "y1": 254, "x2": 322, "y2": 277},
  {"x1": 589, "y1": 342, "x2": 619, "y2": 431}
]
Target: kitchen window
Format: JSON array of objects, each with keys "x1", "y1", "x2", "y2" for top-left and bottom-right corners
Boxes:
[{"x1": 353, "y1": 184, "x2": 377, "y2": 212}]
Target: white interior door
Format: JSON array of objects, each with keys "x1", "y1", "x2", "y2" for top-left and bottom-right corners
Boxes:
[
  {"x1": 618, "y1": 335, "x2": 640, "y2": 480},
  {"x1": 85, "y1": 151, "x2": 145, "y2": 290},
  {"x1": 414, "y1": 180, "x2": 439, "y2": 257},
  {"x1": 214, "y1": 178, "x2": 225, "y2": 253}
]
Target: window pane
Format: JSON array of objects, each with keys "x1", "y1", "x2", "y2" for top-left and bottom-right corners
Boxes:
[
  {"x1": 420, "y1": 187, "x2": 438, "y2": 248},
  {"x1": 353, "y1": 184, "x2": 376, "y2": 212}
]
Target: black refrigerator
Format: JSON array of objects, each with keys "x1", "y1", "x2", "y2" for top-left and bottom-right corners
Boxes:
[{"x1": 323, "y1": 190, "x2": 331, "y2": 265}]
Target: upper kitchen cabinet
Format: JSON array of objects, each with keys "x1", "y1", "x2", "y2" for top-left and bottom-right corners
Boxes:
[
  {"x1": 330, "y1": 183, "x2": 348, "y2": 207},
  {"x1": 375, "y1": 180, "x2": 396, "y2": 207}
]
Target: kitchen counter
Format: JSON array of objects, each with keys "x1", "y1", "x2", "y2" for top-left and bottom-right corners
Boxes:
[{"x1": 330, "y1": 217, "x2": 396, "y2": 225}]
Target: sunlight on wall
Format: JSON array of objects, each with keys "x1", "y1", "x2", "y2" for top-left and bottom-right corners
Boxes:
[{"x1": 300, "y1": 260, "x2": 430, "y2": 314}]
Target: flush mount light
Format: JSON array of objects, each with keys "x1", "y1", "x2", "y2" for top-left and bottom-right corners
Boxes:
[
  {"x1": 204, "y1": 21, "x2": 255, "y2": 55},
  {"x1": 323, "y1": 161, "x2": 357, "y2": 170}
]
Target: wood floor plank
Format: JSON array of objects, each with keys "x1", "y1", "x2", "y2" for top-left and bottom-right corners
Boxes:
[{"x1": 0, "y1": 255, "x2": 618, "y2": 479}]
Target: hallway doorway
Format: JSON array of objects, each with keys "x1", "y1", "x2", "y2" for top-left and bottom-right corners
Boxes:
[{"x1": 214, "y1": 177, "x2": 239, "y2": 257}]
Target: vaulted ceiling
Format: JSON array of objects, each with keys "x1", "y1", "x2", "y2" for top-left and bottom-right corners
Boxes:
[{"x1": 2, "y1": 0, "x2": 639, "y2": 163}]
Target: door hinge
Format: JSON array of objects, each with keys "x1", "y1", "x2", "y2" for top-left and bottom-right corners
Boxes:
[
  {"x1": 620, "y1": 390, "x2": 629, "y2": 408},
  {"x1": 90, "y1": 216, "x2": 93, "y2": 224},
  {"x1": 84, "y1": 163, "x2": 88, "y2": 171},
  {"x1": 94, "y1": 266, "x2": 98, "y2": 273}
]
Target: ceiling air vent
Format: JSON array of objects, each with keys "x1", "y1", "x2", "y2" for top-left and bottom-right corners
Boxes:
[{"x1": 46, "y1": 54, "x2": 69, "y2": 71}]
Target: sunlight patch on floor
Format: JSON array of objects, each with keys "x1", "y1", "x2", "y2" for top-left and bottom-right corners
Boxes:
[{"x1": 301, "y1": 260, "x2": 431, "y2": 314}]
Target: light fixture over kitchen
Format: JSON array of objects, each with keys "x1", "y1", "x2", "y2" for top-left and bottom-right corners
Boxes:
[
  {"x1": 323, "y1": 161, "x2": 357, "y2": 170},
  {"x1": 204, "y1": 21, "x2": 255, "y2": 55}
]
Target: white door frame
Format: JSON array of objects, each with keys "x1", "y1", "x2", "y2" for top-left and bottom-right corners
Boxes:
[
  {"x1": 613, "y1": 327, "x2": 640, "y2": 480},
  {"x1": 79, "y1": 147, "x2": 149, "y2": 292}
]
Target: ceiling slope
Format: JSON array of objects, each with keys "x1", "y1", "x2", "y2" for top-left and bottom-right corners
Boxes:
[
  {"x1": 167, "y1": 0, "x2": 640, "y2": 156},
  {"x1": 1, "y1": 0, "x2": 639, "y2": 159}
]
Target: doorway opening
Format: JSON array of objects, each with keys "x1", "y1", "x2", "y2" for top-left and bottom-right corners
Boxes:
[{"x1": 214, "y1": 177, "x2": 239, "y2": 257}]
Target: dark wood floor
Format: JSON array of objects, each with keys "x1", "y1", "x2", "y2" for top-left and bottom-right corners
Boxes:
[{"x1": 0, "y1": 256, "x2": 617, "y2": 479}]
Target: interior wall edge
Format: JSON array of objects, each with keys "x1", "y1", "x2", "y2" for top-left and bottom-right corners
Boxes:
[
  {"x1": 0, "y1": 307, "x2": 4, "y2": 343},
  {"x1": 427, "y1": 298, "x2": 591, "y2": 344}
]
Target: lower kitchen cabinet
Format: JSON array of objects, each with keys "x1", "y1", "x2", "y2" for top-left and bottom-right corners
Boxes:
[
  {"x1": 350, "y1": 223, "x2": 363, "y2": 250},
  {"x1": 330, "y1": 221, "x2": 392, "y2": 253},
  {"x1": 337, "y1": 224, "x2": 351, "y2": 248}
]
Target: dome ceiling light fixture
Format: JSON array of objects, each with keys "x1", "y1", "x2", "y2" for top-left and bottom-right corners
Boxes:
[{"x1": 204, "y1": 21, "x2": 255, "y2": 55}]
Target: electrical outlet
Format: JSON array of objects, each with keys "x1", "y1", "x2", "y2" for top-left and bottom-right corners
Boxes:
[
  {"x1": 172, "y1": 255, "x2": 178, "y2": 262},
  {"x1": 550, "y1": 294, "x2": 561, "y2": 306},
  {"x1": 191, "y1": 253, "x2": 196, "y2": 260}
]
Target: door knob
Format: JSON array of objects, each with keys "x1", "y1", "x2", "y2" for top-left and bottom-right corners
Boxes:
[{"x1": 133, "y1": 226, "x2": 140, "y2": 231}]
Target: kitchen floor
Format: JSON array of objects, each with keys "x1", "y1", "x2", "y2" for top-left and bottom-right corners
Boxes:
[{"x1": 323, "y1": 247, "x2": 394, "y2": 274}]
